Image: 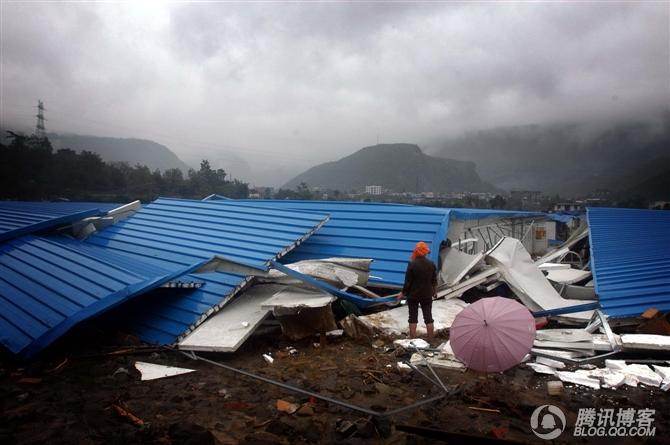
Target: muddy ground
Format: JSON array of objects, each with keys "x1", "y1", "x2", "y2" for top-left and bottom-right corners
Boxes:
[{"x1": 1, "y1": 324, "x2": 668, "y2": 445}]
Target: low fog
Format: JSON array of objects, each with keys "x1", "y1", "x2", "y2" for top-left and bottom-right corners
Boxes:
[{"x1": 1, "y1": 2, "x2": 668, "y2": 185}]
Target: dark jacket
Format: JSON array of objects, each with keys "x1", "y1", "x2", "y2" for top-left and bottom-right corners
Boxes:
[{"x1": 402, "y1": 256, "x2": 437, "y2": 299}]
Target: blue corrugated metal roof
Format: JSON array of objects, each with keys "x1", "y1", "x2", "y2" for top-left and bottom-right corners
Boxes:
[
  {"x1": 85, "y1": 197, "x2": 329, "y2": 270},
  {"x1": 0, "y1": 235, "x2": 207, "y2": 357},
  {"x1": 446, "y1": 208, "x2": 546, "y2": 221},
  {"x1": 588, "y1": 207, "x2": 670, "y2": 318},
  {"x1": 0, "y1": 201, "x2": 119, "y2": 242},
  {"x1": 109, "y1": 271, "x2": 251, "y2": 346},
  {"x1": 227, "y1": 200, "x2": 545, "y2": 287},
  {"x1": 87, "y1": 197, "x2": 330, "y2": 346},
  {"x1": 226, "y1": 200, "x2": 450, "y2": 287}
]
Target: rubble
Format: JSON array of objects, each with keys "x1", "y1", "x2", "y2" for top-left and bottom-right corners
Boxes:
[{"x1": 2, "y1": 197, "x2": 670, "y2": 443}]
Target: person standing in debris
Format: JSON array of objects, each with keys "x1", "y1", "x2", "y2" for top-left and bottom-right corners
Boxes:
[{"x1": 400, "y1": 241, "x2": 437, "y2": 340}]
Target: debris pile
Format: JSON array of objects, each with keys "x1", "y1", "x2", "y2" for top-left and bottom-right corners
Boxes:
[{"x1": 1, "y1": 198, "x2": 669, "y2": 443}]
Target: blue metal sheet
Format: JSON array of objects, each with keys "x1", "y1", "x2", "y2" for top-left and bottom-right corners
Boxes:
[
  {"x1": 0, "y1": 235, "x2": 207, "y2": 357},
  {"x1": 447, "y1": 208, "x2": 546, "y2": 221},
  {"x1": 587, "y1": 207, "x2": 670, "y2": 318},
  {"x1": 228, "y1": 201, "x2": 543, "y2": 287},
  {"x1": 227, "y1": 200, "x2": 450, "y2": 287},
  {"x1": 86, "y1": 197, "x2": 329, "y2": 270},
  {"x1": 545, "y1": 212, "x2": 583, "y2": 224},
  {"x1": 0, "y1": 201, "x2": 118, "y2": 242},
  {"x1": 88, "y1": 197, "x2": 329, "y2": 346},
  {"x1": 107, "y1": 271, "x2": 251, "y2": 346}
]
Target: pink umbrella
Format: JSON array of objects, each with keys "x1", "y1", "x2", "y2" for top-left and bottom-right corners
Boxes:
[{"x1": 450, "y1": 297, "x2": 536, "y2": 373}]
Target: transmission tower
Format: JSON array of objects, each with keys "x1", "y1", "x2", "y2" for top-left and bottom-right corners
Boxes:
[{"x1": 35, "y1": 100, "x2": 47, "y2": 138}]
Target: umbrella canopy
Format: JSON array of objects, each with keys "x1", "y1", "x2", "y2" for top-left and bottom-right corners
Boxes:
[{"x1": 450, "y1": 296, "x2": 536, "y2": 373}]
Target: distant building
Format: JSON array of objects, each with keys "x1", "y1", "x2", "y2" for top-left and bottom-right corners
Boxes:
[
  {"x1": 365, "y1": 185, "x2": 383, "y2": 195},
  {"x1": 510, "y1": 190, "x2": 543, "y2": 202},
  {"x1": 553, "y1": 202, "x2": 582, "y2": 212}
]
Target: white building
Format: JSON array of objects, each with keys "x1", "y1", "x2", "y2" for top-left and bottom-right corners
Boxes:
[{"x1": 365, "y1": 185, "x2": 383, "y2": 195}]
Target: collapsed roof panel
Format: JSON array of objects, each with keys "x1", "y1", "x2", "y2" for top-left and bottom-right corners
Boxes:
[
  {"x1": 228, "y1": 200, "x2": 546, "y2": 287},
  {"x1": 88, "y1": 197, "x2": 330, "y2": 346},
  {"x1": 110, "y1": 271, "x2": 251, "y2": 346},
  {"x1": 588, "y1": 207, "x2": 670, "y2": 318},
  {"x1": 0, "y1": 201, "x2": 119, "y2": 242},
  {"x1": 226, "y1": 200, "x2": 450, "y2": 287},
  {"x1": 0, "y1": 235, "x2": 206, "y2": 357}
]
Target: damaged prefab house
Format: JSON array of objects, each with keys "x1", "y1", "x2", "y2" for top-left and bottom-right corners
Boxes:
[{"x1": 1, "y1": 198, "x2": 669, "y2": 400}]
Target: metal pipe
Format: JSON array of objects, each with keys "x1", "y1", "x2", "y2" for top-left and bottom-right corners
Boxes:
[
  {"x1": 406, "y1": 362, "x2": 441, "y2": 388},
  {"x1": 410, "y1": 345, "x2": 450, "y2": 394},
  {"x1": 177, "y1": 350, "x2": 446, "y2": 418}
]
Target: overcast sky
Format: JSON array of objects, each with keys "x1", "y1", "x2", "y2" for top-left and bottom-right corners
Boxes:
[{"x1": 1, "y1": 1, "x2": 668, "y2": 185}]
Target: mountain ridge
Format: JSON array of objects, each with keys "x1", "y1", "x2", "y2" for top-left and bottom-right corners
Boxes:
[
  {"x1": 284, "y1": 143, "x2": 495, "y2": 193},
  {"x1": 47, "y1": 133, "x2": 192, "y2": 172}
]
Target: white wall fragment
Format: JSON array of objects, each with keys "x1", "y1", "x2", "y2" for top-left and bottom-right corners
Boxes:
[
  {"x1": 134, "y1": 362, "x2": 196, "y2": 381},
  {"x1": 652, "y1": 365, "x2": 670, "y2": 382},
  {"x1": 620, "y1": 334, "x2": 670, "y2": 351},
  {"x1": 527, "y1": 363, "x2": 558, "y2": 375},
  {"x1": 623, "y1": 364, "x2": 663, "y2": 387},
  {"x1": 536, "y1": 356, "x2": 566, "y2": 369},
  {"x1": 605, "y1": 359, "x2": 628, "y2": 371},
  {"x1": 394, "y1": 338, "x2": 430, "y2": 350},
  {"x1": 556, "y1": 371, "x2": 601, "y2": 389}
]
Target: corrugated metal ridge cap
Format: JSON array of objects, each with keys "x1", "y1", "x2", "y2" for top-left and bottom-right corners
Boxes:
[
  {"x1": 132, "y1": 207, "x2": 323, "y2": 232},
  {"x1": 153, "y1": 197, "x2": 329, "y2": 221},
  {"x1": 231, "y1": 199, "x2": 442, "y2": 214},
  {"x1": 87, "y1": 197, "x2": 331, "y2": 271},
  {"x1": 448, "y1": 208, "x2": 547, "y2": 219}
]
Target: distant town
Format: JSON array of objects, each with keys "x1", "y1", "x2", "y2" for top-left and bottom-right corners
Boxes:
[{"x1": 247, "y1": 184, "x2": 670, "y2": 212}]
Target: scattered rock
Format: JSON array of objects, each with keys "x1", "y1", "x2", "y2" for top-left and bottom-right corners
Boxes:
[
  {"x1": 296, "y1": 404, "x2": 314, "y2": 416},
  {"x1": 275, "y1": 399, "x2": 299, "y2": 414}
]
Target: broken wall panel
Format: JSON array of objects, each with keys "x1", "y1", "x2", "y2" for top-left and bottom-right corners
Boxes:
[
  {"x1": 438, "y1": 248, "x2": 485, "y2": 287},
  {"x1": 177, "y1": 284, "x2": 284, "y2": 352},
  {"x1": 486, "y1": 237, "x2": 595, "y2": 321},
  {"x1": 89, "y1": 198, "x2": 330, "y2": 347}
]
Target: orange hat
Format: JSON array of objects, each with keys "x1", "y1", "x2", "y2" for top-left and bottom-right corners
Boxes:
[{"x1": 411, "y1": 241, "x2": 430, "y2": 260}]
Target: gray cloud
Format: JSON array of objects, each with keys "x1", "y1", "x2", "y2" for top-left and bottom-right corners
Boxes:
[{"x1": 1, "y1": 1, "x2": 668, "y2": 186}]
